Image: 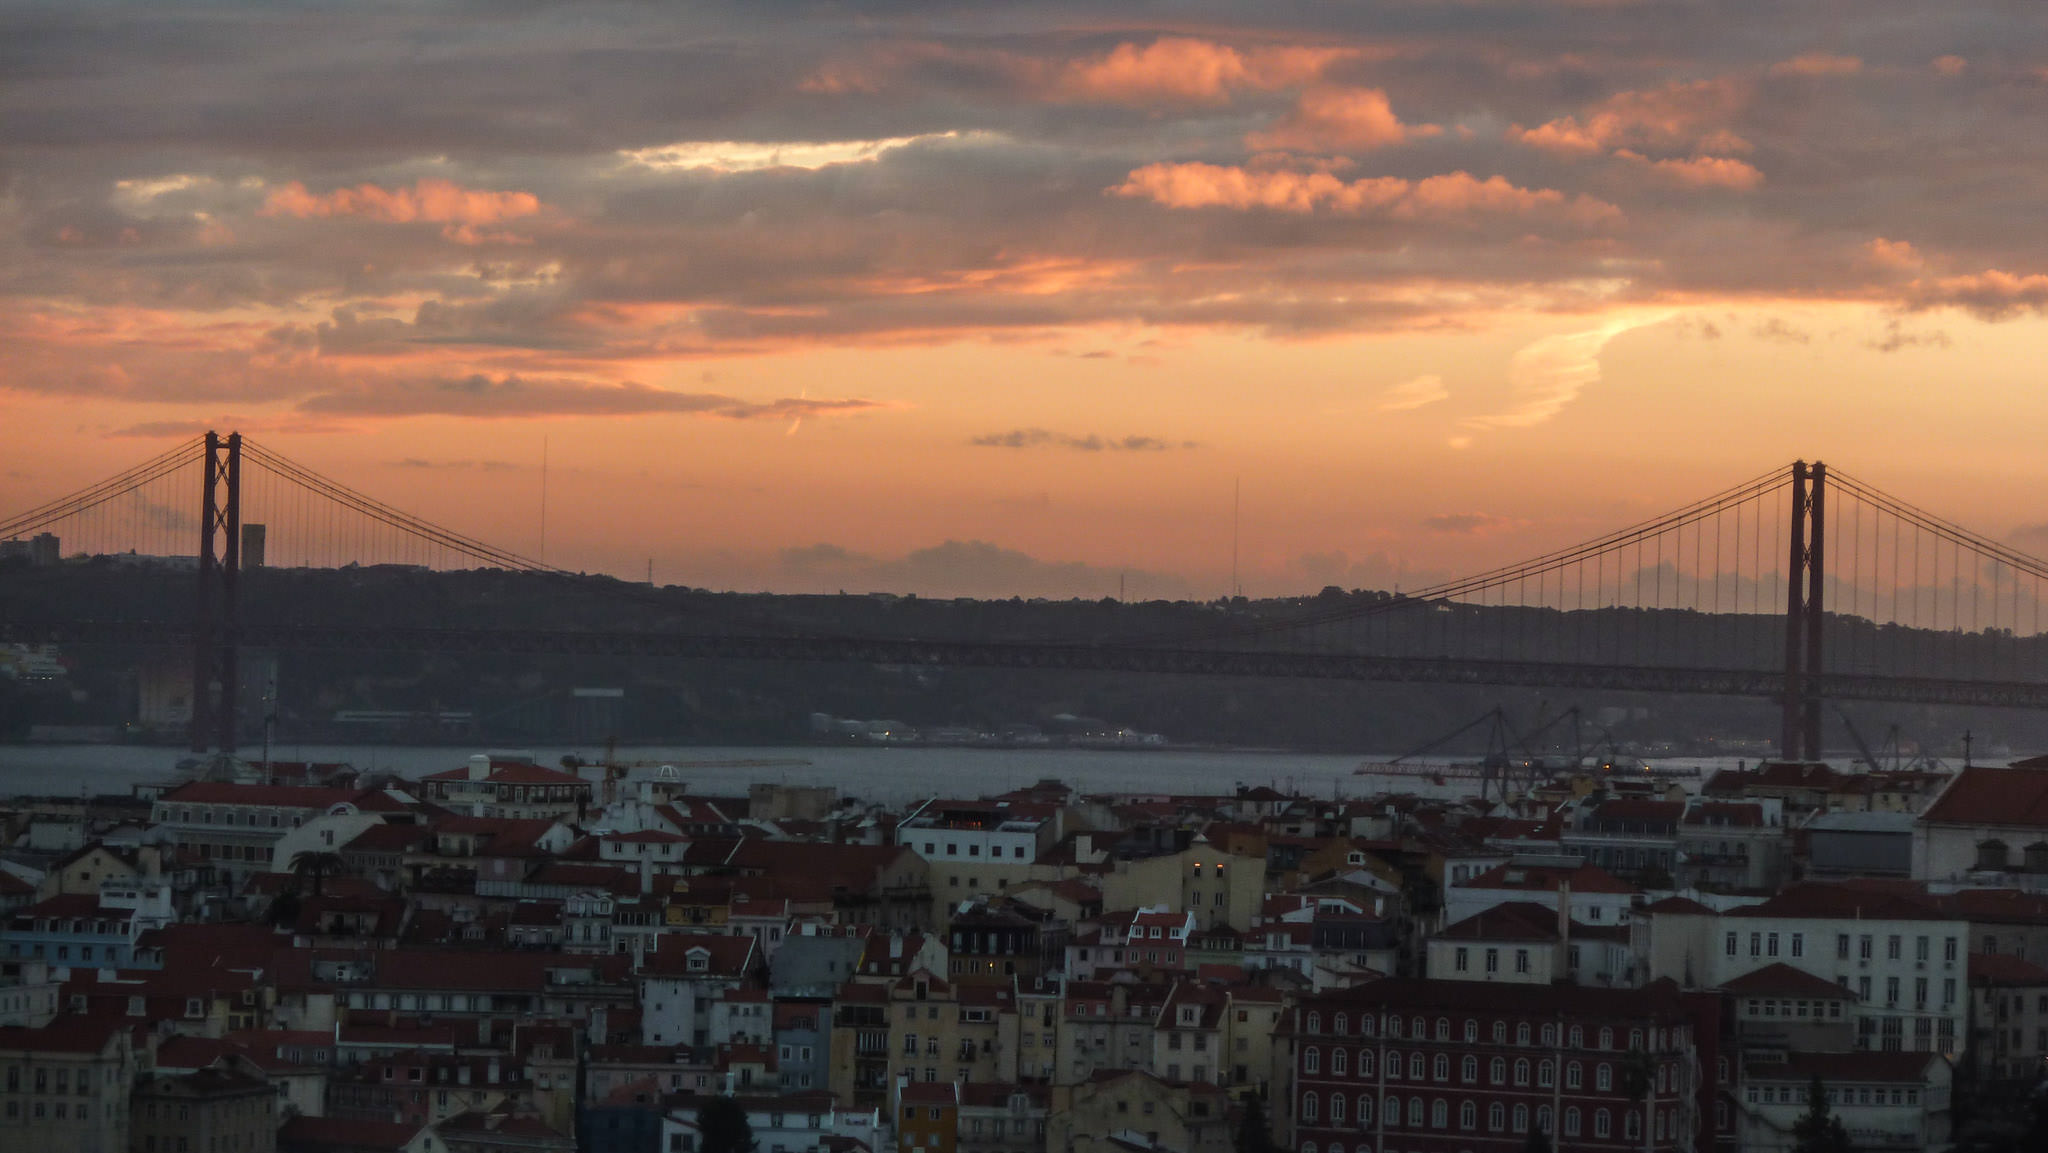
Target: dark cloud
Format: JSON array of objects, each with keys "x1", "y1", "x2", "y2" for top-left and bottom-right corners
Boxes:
[
  {"x1": 969, "y1": 429, "x2": 1194, "y2": 451},
  {"x1": 1866, "y1": 318, "x2": 1951, "y2": 352},
  {"x1": 296, "y1": 374, "x2": 887, "y2": 420}
]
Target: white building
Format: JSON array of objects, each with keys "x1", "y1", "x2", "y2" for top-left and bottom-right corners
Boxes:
[
  {"x1": 1912, "y1": 764, "x2": 2048, "y2": 883},
  {"x1": 1736, "y1": 1052, "x2": 1951, "y2": 1153},
  {"x1": 638, "y1": 934, "x2": 760, "y2": 1048},
  {"x1": 1442, "y1": 857, "x2": 1639, "y2": 929}
]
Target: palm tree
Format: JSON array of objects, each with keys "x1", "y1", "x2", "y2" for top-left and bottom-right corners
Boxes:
[{"x1": 289, "y1": 850, "x2": 346, "y2": 898}]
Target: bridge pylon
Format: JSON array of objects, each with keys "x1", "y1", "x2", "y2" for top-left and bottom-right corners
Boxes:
[
  {"x1": 1781, "y1": 460, "x2": 1826, "y2": 760},
  {"x1": 190, "y1": 430, "x2": 242, "y2": 754}
]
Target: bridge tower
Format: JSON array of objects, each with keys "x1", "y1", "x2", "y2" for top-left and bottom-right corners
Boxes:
[
  {"x1": 1780, "y1": 460, "x2": 1826, "y2": 760},
  {"x1": 190, "y1": 430, "x2": 242, "y2": 753}
]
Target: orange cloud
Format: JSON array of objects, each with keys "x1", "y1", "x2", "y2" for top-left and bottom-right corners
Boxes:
[
  {"x1": 1056, "y1": 38, "x2": 1350, "y2": 105},
  {"x1": 1620, "y1": 152, "x2": 1765, "y2": 190},
  {"x1": 1111, "y1": 163, "x2": 1619, "y2": 225},
  {"x1": 1912, "y1": 270, "x2": 2048, "y2": 319},
  {"x1": 1246, "y1": 86, "x2": 1441, "y2": 152},
  {"x1": 1510, "y1": 79, "x2": 1748, "y2": 158},
  {"x1": 262, "y1": 179, "x2": 543, "y2": 228},
  {"x1": 1864, "y1": 237, "x2": 1925, "y2": 271},
  {"x1": 1933, "y1": 55, "x2": 1968, "y2": 77},
  {"x1": 1770, "y1": 52, "x2": 1862, "y2": 77}
]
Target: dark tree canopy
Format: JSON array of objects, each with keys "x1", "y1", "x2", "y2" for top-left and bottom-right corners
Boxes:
[
  {"x1": 1793, "y1": 1075, "x2": 1854, "y2": 1153},
  {"x1": 1234, "y1": 1091, "x2": 1278, "y2": 1153},
  {"x1": 1521, "y1": 1126, "x2": 1553, "y2": 1153},
  {"x1": 700, "y1": 1094, "x2": 757, "y2": 1153}
]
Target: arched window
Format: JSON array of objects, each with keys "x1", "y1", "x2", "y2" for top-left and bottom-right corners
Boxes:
[
  {"x1": 1491, "y1": 1057, "x2": 1507, "y2": 1084},
  {"x1": 1514, "y1": 1058, "x2": 1530, "y2": 1086},
  {"x1": 1597, "y1": 1063, "x2": 1613, "y2": 1092},
  {"x1": 1464, "y1": 1019, "x2": 1478, "y2": 1042},
  {"x1": 1384, "y1": 1096, "x2": 1399, "y2": 1127},
  {"x1": 1303, "y1": 1143, "x2": 1317, "y2": 1153},
  {"x1": 1329, "y1": 1145, "x2": 1343, "y2": 1153},
  {"x1": 1436, "y1": 1017, "x2": 1451, "y2": 1041},
  {"x1": 1489, "y1": 1102, "x2": 1506, "y2": 1131},
  {"x1": 1564, "y1": 1107, "x2": 1581, "y2": 1137},
  {"x1": 1302, "y1": 1093, "x2": 1319, "y2": 1123},
  {"x1": 1334, "y1": 1013, "x2": 1348, "y2": 1036},
  {"x1": 1433, "y1": 1054, "x2": 1449, "y2": 1081},
  {"x1": 1566, "y1": 1061, "x2": 1583, "y2": 1089},
  {"x1": 1461, "y1": 1056, "x2": 1478, "y2": 1083},
  {"x1": 1537, "y1": 1105, "x2": 1553, "y2": 1133},
  {"x1": 1408, "y1": 1097, "x2": 1423, "y2": 1127},
  {"x1": 1492, "y1": 1021, "x2": 1507, "y2": 1043},
  {"x1": 1516, "y1": 1022, "x2": 1531, "y2": 1046},
  {"x1": 1541, "y1": 1024, "x2": 1557, "y2": 1046},
  {"x1": 1569, "y1": 1025, "x2": 1583, "y2": 1048},
  {"x1": 1538, "y1": 1059, "x2": 1555, "y2": 1088},
  {"x1": 1625, "y1": 1112, "x2": 1641, "y2": 1140},
  {"x1": 1408, "y1": 1053, "x2": 1423, "y2": 1081},
  {"x1": 1358, "y1": 1095, "x2": 1373, "y2": 1126},
  {"x1": 1386, "y1": 1050, "x2": 1401, "y2": 1081},
  {"x1": 1514, "y1": 1104, "x2": 1529, "y2": 1133},
  {"x1": 1307, "y1": 1013, "x2": 1323, "y2": 1035},
  {"x1": 1331, "y1": 1093, "x2": 1346, "y2": 1125},
  {"x1": 1595, "y1": 1109, "x2": 1611, "y2": 1138},
  {"x1": 1412, "y1": 1016, "x2": 1426, "y2": 1038},
  {"x1": 1431, "y1": 1099, "x2": 1447, "y2": 1127},
  {"x1": 1305, "y1": 1047, "x2": 1321, "y2": 1075},
  {"x1": 1362, "y1": 1014, "x2": 1377, "y2": 1037},
  {"x1": 1333, "y1": 1049, "x2": 1348, "y2": 1076},
  {"x1": 1390, "y1": 1016, "x2": 1403, "y2": 1038},
  {"x1": 1598, "y1": 1027, "x2": 1613, "y2": 1050},
  {"x1": 1359, "y1": 1051, "x2": 1375, "y2": 1078},
  {"x1": 1460, "y1": 1101, "x2": 1477, "y2": 1130}
]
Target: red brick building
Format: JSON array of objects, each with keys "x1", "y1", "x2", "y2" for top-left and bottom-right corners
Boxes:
[{"x1": 1281, "y1": 979, "x2": 1715, "y2": 1153}]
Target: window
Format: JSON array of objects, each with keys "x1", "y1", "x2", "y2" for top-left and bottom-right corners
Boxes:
[
  {"x1": 1330, "y1": 1093, "x2": 1346, "y2": 1124},
  {"x1": 1489, "y1": 1102, "x2": 1506, "y2": 1131},
  {"x1": 1725, "y1": 932, "x2": 1738, "y2": 958},
  {"x1": 1408, "y1": 1053, "x2": 1423, "y2": 1080},
  {"x1": 1888, "y1": 935, "x2": 1902, "y2": 960},
  {"x1": 1516, "y1": 1023, "x2": 1531, "y2": 1045},
  {"x1": 1946, "y1": 936, "x2": 1959, "y2": 962},
  {"x1": 1461, "y1": 1056, "x2": 1477, "y2": 1083},
  {"x1": 1384, "y1": 1096, "x2": 1399, "y2": 1128},
  {"x1": 1538, "y1": 1059, "x2": 1555, "y2": 1088},
  {"x1": 1514, "y1": 1104, "x2": 1530, "y2": 1133},
  {"x1": 1596, "y1": 1064, "x2": 1613, "y2": 1091},
  {"x1": 1430, "y1": 1099, "x2": 1446, "y2": 1127},
  {"x1": 1838, "y1": 933, "x2": 1851, "y2": 960},
  {"x1": 1464, "y1": 1019, "x2": 1478, "y2": 1042},
  {"x1": 1301, "y1": 1093, "x2": 1318, "y2": 1123},
  {"x1": 1515, "y1": 949, "x2": 1530, "y2": 974},
  {"x1": 1860, "y1": 934, "x2": 1873, "y2": 960},
  {"x1": 1433, "y1": 1054, "x2": 1448, "y2": 1081},
  {"x1": 1305, "y1": 1048, "x2": 1321, "y2": 1075},
  {"x1": 1333, "y1": 1049, "x2": 1347, "y2": 1076},
  {"x1": 1408, "y1": 1097, "x2": 1423, "y2": 1127},
  {"x1": 1569, "y1": 1025, "x2": 1583, "y2": 1047},
  {"x1": 1566, "y1": 1062, "x2": 1582, "y2": 1089},
  {"x1": 1564, "y1": 1107, "x2": 1582, "y2": 1137},
  {"x1": 1491, "y1": 1058, "x2": 1506, "y2": 1084},
  {"x1": 1595, "y1": 1110, "x2": 1611, "y2": 1138},
  {"x1": 1792, "y1": 933, "x2": 1805, "y2": 958},
  {"x1": 1485, "y1": 948, "x2": 1499, "y2": 974},
  {"x1": 1359, "y1": 1051, "x2": 1375, "y2": 1078},
  {"x1": 1598, "y1": 1027, "x2": 1613, "y2": 1049},
  {"x1": 1358, "y1": 1096, "x2": 1372, "y2": 1125},
  {"x1": 1750, "y1": 932, "x2": 1762, "y2": 958},
  {"x1": 1625, "y1": 1112, "x2": 1642, "y2": 1140}
]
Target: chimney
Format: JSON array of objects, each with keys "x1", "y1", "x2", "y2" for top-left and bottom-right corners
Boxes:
[
  {"x1": 468, "y1": 754, "x2": 491, "y2": 781},
  {"x1": 1557, "y1": 880, "x2": 1572, "y2": 972}
]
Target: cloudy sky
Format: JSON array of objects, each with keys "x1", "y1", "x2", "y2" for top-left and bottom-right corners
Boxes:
[{"x1": 5, "y1": 1, "x2": 2048, "y2": 598}]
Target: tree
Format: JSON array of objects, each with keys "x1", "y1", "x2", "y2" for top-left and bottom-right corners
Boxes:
[
  {"x1": 288, "y1": 850, "x2": 346, "y2": 898},
  {"x1": 699, "y1": 1094, "x2": 757, "y2": 1153},
  {"x1": 1234, "y1": 1091, "x2": 1278, "y2": 1153},
  {"x1": 1521, "y1": 1126, "x2": 1554, "y2": 1153},
  {"x1": 1792, "y1": 1074, "x2": 1854, "y2": 1153}
]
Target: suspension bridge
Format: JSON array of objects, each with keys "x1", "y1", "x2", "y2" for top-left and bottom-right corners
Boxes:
[{"x1": 7, "y1": 432, "x2": 2048, "y2": 756}]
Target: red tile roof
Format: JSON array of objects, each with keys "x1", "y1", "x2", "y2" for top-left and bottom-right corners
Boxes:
[
  {"x1": 1436, "y1": 902, "x2": 1561, "y2": 942},
  {"x1": 1720, "y1": 963, "x2": 1858, "y2": 999},
  {"x1": 1741, "y1": 883, "x2": 1950, "y2": 922},
  {"x1": 0, "y1": 1014, "x2": 131, "y2": 1054},
  {"x1": 1969, "y1": 951, "x2": 2048, "y2": 987},
  {"x1": 278, "y1": 1115, "x2": 428, "y2": 1151},
  {"x1": 1920, "y1": 766, "x2": 2048, "y2": 828},
  {"x1": 1459, "y1": 861, "x2": 1637, "y2": 895}
]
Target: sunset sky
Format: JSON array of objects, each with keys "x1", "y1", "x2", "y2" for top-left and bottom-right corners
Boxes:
[{"x1": 5, "y1": 2, "x2": 2048, "y2": 599}]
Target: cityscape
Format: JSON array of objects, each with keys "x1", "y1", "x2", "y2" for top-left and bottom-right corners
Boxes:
[{"x1": 8, "y1": 3, "x2": 2048, "y2": 1153}]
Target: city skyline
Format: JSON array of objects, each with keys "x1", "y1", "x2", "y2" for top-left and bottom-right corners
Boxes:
[{"x1": 5, "y1": 3, "x2": 2048, "y2": 597}]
